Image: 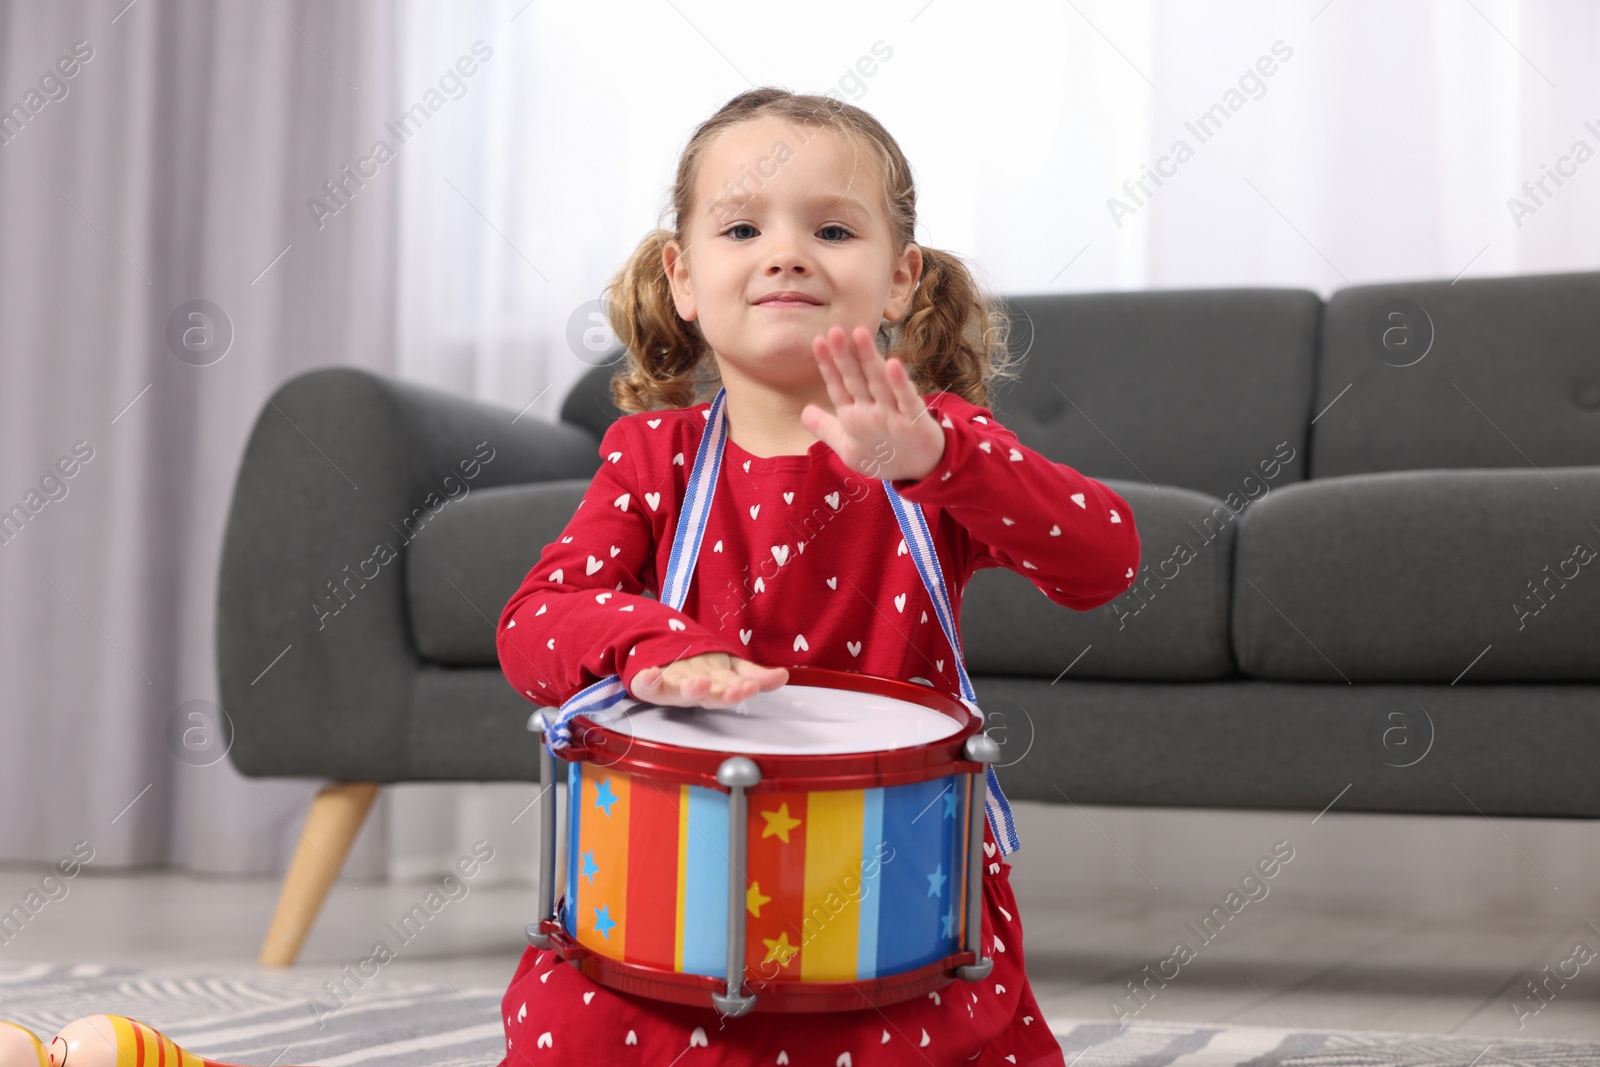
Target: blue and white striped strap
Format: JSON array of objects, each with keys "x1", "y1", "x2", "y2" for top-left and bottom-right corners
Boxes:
[
  {"x1": 658, "y1": 386, "x2": 728, "y2": 612},
  {"x1": 545, "y1": 389, "x2": 731, "y2": 754},
  {"x1": 884, "y1": 483, "x2": 1022, "y2": 856},
  {"x1": 542, "y1": 675, "x2": 627, "y2": 756}
]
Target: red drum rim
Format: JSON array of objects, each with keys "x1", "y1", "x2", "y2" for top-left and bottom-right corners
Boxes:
[
  {"x1": 557, "y1": 666, "x2": 982, "y2": 792},
  {"x1": 539, "y1": 920, "x2": 977, "y2": 1013}
]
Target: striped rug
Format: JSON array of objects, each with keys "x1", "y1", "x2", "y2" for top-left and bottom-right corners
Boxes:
[
  {"x1": 0, "y1": 962, "x2": 502, "y2": 1066},
  {"x1": 2, "y1": 962, "x2": 1598, "y2": 1066}
]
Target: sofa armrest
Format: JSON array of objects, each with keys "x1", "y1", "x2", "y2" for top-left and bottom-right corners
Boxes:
[{"x1": 216, "y1": 366, "x2": 601, "y2": 780}]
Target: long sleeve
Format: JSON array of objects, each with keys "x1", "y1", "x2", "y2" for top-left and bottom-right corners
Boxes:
[
  {"x1": 888, "y1": 392, "x2": 1140, "y2": 611},
  {"x1": 496, "y1": 417, "x2": 749, "y2": 708}
]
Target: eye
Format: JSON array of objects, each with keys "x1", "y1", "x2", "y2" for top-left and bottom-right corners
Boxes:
[{"x1": 719, "y1": 223, "x2": 857, "y2": 242}]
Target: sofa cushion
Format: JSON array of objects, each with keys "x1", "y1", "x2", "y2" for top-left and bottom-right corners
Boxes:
[
  {"x1": 962, "y1": 481, "x2": 1238, "y2": 680},
  {"x1": 1233, "y1": 466, "x2": 1600, "y2": 681},
  {"x1": 408, "y1": 481, "x2": 604, "y2": 665},
  {"x1": 990, "y1": 289, "x2": 1320, "y2": 502},
  {"x1": 1312, "y1": 270, "x2": 1600, "y2": 479},
  {"x1": 419, "y1": 477, "x2": 1248, "y2": 682}
]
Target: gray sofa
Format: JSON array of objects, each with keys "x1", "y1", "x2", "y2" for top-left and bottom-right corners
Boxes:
[{"x1": 218, "y1": 267, "x2": 1600, "y2": 965}]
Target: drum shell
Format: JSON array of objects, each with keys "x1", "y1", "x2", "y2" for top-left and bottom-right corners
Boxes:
[{"x1": 546, "y1": 668, "x2": 986, "y2": 1012}]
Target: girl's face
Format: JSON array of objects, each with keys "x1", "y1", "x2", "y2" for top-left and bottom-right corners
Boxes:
[{"x1": 663, "y1": 116, "x2": 921, "y2": 391}]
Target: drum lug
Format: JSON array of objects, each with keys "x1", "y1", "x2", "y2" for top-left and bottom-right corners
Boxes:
[
  {"x1": 531, "y1": 710, "x2": 563, "y2": 947},
  {"x1": 716, "y1": 756, "x2": 763, "y2": 1016},
  {"x1": 959, "y1": 732, "x2": 1000, "y2": 981},
  {"x1": 710, "y1": 990, "x2": 758, "y2": 1017},
  {"x1": 963, "y1": 732, "x2": 1001, "y2": 765},
  {"x1": 955, "y1": 958, "x2": 995, "y2": 981}
]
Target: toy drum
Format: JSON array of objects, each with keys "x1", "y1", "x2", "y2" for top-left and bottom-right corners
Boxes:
[{"x1": 525, "y1": 666, "x2": 1002, "y2": 1014}]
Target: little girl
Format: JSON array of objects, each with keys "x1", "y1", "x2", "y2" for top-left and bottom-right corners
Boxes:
[{"x1": 494, "y1": 87, "x2": 1140, "y2": 1067}]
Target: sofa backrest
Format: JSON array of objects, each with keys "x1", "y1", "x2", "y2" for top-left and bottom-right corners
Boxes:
[
  {"x1": 562, "y1": 289, "x2": 1324, "y2": 503},
  {"x1": 987, "y1": 289, "x2": 1321, "y2": 501},
  {"x1": 564, "y1": 269, "x2": 1600, "y2": 500},
  {"x1": 1310, "y1": 269, "x2": 1600, "y2": 479}
]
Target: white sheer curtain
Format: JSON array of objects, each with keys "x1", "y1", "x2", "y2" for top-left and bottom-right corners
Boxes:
[
  {"x1": 393, "y1": 0, "x2": 1599, "y2": 398},
  {"x1": 0, "y1": 0, "x2": 409, "y2": 877},
  {"x1": 384, "y1": 0, "x2": 1599, "y2": 879}
]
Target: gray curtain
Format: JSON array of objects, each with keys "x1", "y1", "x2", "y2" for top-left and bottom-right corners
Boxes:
[{"x1": 0, "y1": 0, "x2": 403, "y2": 876}]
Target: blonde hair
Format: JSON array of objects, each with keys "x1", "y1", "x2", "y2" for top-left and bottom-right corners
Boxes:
[{"x1": 603, "y1": 87, "x2": 1019, "y2": 414}]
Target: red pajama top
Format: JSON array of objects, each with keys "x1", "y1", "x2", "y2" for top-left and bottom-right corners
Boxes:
[
  {"x1": 493, "y1": 390, "x2": 1139, "y2": 1067},
  {"x1": 496, "y1": 391, "x2": 1141, "y2": 706}
]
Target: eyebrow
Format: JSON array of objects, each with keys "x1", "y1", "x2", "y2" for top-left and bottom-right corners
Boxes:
[{"x1": 713, "y1": 190, "x2": 872, "y2": 215}]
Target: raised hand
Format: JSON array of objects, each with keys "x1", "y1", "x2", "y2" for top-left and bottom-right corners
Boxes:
[
  {"x1": 630, "y1": 653, "x2": 789, "y2": 709},
  {"x1": 799, "y1": 324, "x2": 946, "y2": 483}
]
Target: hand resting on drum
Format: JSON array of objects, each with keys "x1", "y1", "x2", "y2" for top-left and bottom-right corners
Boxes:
[{"x1": 630, "y1": 653, "x2": 789, "y2": 708}]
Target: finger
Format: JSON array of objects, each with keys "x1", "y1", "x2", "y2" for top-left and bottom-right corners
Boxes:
[
  {"x1": 679, "y1": 673, "x2": 713, "y2": 697},
  {"x1": 886, "y1": 356, "x2": 928, "y2": 423},
  {"x1": 812, "y1": 335, "x2": 849, "y2": 412},
  {"x1": 686, "y1": 671, "x2": 739, "y2": 707},
  {"x1": 801, "y1": 404, "x2": 839, "y2": 452},
  {"x1": 734, "y1": 661, "x2": 788, "y2": 688},
  {"x1": 853, "y1": 326, "x2": 898, "y2": 412},
  {"x1": 634, "y1": 667, "x2": 680, "y2": 705},
  {"x1": 829, "y1": 324, "x2": 869, "y2": 403},
  {"x1": 706, "y1": 668, "x2": 753, "y2": 702},
  {"x1": 657, "y1": 671, "x2": 709, "y2": 706}
]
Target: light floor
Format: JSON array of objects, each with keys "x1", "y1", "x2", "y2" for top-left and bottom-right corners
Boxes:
[{"x1": 1, "y1": 853, "x2": 1595, "y2": 1044}]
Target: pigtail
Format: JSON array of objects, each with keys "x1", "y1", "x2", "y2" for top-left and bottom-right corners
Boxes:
[
  {"x1": 604, "y1": 229, "x2": 717, "y2": 414},
  {"x1": 890, "y1": 245, "x2": 1020, "y2": 412}
]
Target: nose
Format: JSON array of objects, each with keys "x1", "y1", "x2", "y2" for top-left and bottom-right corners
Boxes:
[
  {"x1": 762, "y1": 222, "x2": 813, "y2": 276},
  {"x1": 765, "y1": 255, "x2": 810, "y2": 276}
]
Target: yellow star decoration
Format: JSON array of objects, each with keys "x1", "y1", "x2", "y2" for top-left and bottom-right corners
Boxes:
[
  {"x1": 747, "y1": 881, "x2": 772, "y2": 918},
  {"x1": 762, "y1": 931, "x2": 799, "y2": 968},
  {"x1": 760, "y1": 803, "x2": 802, "y2": 843}
]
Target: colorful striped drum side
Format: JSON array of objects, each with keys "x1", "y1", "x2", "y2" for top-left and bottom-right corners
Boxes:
[{"x1": 564, "y1": 764, "x2": 970, "y2": 986}]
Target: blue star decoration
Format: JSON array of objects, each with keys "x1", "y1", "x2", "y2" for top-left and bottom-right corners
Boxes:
[
  {"x1": 594, "y1": 778, "x2": 619, "y2": 817},
  {"x1": 594, "y1": 904, "x2": 616, "y2": 940},
  {"x1": 581, "y1": 849, "x2": 599, "y2": 884},
  {"x1": 943, "y1": 789, "x2": 958, "y2": 819},
  {"x1": 927, "y1": 863, "x2": 947, "y2": 898},
  {"x1": 942, "y1": 909, "x2": 957, "y2": 938}
]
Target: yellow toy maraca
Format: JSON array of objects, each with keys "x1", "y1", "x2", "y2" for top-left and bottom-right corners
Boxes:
[{"x1": 0, "y1": 1014, "x2": 313, "y2": 1067}]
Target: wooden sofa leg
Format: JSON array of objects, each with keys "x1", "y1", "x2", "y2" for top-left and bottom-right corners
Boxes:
[{"x1": 257, "y1": 781, "x2": 381, "y2": 967}]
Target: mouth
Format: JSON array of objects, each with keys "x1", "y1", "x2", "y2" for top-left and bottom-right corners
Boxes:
[{"x1": 754, "y1": 292, "x2": 823, "y2": 308}]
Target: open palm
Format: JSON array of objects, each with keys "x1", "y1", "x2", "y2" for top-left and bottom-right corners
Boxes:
[{"x1": 799, "y1": 324, "x2": 946, "y2": 482}]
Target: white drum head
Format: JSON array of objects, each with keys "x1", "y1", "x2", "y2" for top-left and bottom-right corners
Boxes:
[{"x1": 595, "y1": 683, "x2": 963, "y2": 754}]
